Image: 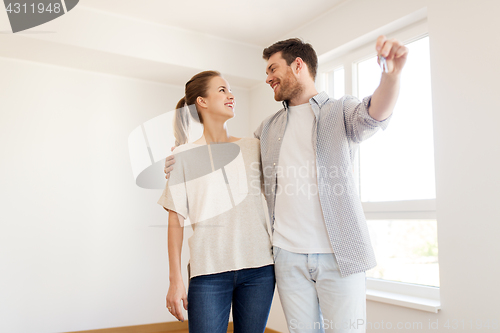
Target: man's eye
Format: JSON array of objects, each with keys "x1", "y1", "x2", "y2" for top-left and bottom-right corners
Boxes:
[{"x1": 220, "y1": 89, "x2": 225, "y2": 92}]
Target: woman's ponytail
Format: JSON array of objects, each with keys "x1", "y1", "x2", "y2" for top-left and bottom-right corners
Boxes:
[{"x1": 173, "y1": 97, "x2": 189, "y2": 146}]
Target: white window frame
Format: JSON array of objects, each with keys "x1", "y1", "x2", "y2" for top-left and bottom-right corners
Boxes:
[{"x1": 317, "y1": 17, "x2": 440, "y2": 313}]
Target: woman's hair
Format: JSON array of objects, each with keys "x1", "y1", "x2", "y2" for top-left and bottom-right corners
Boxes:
[{"x1": 173, "y1": 70, "x2": 221, "y2": 146}]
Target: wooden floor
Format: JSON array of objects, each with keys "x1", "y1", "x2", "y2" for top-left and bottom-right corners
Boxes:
[
  {"x1": 169, "y1": 321, "x2": 233, "y2": 332},
  {"x1": 154, "y1": 326, "x2": 281, "y2": 333},
  {"x1": 154, "y1": 327, "x2": 233, "y2": 333},
  {"x1": 134, "y1": 329, "x2": 280, "y2": 333},
  {"x1": 66, "y1": 321, "x2": 280, "y2": 333},
  {"x1": 151, "y1": 325, "x2": 279, "y2": 333}
]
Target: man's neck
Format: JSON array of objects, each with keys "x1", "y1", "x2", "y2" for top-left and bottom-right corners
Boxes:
[{"x1": 287, "y1": 85, "x2": 318, "y2": 107}]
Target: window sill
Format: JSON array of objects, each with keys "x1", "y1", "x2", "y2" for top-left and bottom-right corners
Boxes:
[{"x1": 366, "y1": 278, "x2": 441, "y2": 313}]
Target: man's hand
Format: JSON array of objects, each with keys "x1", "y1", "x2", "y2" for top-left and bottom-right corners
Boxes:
[
  {"x1": 164, "y1": 146, "x2": 176, "y2": 179},
  {"x1": 368, "y1": 36, "x2": 409, "y2": 121},
  {"x1": 376, "y1": 35, "x2": 409, "y2": 76}
]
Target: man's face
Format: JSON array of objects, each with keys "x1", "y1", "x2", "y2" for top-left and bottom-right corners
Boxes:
[{"x1": 265, "y1": 52, "x2": 303, "y2": 102}]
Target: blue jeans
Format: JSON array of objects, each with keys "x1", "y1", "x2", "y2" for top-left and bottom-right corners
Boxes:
[{"x1": 187, "y1": 264, "x2": 275, "y2": 333}]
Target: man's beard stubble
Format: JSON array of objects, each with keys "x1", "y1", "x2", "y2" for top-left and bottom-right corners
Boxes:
[{"x1": 275, "y1": 68, "x2": 303, "y2": 103}]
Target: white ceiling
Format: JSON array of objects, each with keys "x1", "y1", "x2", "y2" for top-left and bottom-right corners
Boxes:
[
  {"x1": 79, "y1": 0, "x2": 346, "y2": 46},
  {"x1": 0, "y1": 0, "x2": 349, "y2": 87}
]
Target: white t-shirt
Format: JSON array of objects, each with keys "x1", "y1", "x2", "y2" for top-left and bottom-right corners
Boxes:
[
  {"x1": 273, "y1": 103, "x2": 334, "y2": 253},
  {"x1": 158, "y1": 138, "x2": 273, "y2": 279}
]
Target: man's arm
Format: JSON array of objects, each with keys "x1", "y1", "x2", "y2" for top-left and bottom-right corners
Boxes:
[{"x1": 368, "y1": 35, "x2": 409, "y2": 121}]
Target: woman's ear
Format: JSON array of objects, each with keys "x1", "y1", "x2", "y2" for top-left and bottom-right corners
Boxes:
[{"x1": 196, "y1": 96, "x2": 208, "y2": 109}]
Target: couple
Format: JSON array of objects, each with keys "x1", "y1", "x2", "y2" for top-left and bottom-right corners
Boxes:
[{"x1": 158, "y1": 36, "x2": 408, "y2": 333}]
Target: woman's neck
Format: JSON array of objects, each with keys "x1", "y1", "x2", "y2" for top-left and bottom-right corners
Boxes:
[{"x1": 201, "y1": 119, "x2": 231, "y2": 144}]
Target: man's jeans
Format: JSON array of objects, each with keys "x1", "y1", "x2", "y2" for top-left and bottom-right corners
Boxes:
[
  {"x1": 187, "y1": 264, "x2": 275, "y2": 333},
  {"x1": 274, "y1": 246, "x2": 366, "y2": 333}
]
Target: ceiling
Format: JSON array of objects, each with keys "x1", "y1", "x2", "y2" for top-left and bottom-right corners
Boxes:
[
  {"x1": 0, "y1": 0, "x2": 350, "y2": 87},
  {"x1": 79, "y1": 0, "x2": 347, "y2": 46}
]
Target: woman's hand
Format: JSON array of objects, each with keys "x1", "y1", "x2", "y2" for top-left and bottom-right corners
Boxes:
[{"x1": 166, "y1": 280, "x2": 188, "y2": 321}]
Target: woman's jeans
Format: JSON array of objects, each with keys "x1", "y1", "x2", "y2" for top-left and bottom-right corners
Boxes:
[{"x1": 187, "y1": 264, "x2": 275, "y2": 333}]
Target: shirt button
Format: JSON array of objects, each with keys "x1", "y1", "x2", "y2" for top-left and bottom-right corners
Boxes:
[
  {"x1": 273, "y1": 163, "x2": 276, "y2": 166},
  {"x1": 278, "y1": 138, "x2": 281, "y2": 141}
]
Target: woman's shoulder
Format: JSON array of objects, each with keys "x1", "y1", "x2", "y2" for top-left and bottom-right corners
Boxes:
[
  {"x1": 172, "y1": 142, "x2": 197, "y2": 154},
  {"x1": 235, "y1": 137, "x2": 260, "y2": 145},
  {"x1": 235, "y1": 137, "x2": 260, "y2": 152},
  {"x1": 235, "y1": 138, "x2": 261, "y2": 160}
]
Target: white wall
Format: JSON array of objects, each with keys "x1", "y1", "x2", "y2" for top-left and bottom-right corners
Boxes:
[
  {"x1": 249, "y1": 82, "x2": 282, "y2": 132},
  {"x1": 421, "y1": 0, "x2": 500, "y2": 326},
  {"x1": 0, "y1": 57, "x2": 250, "y2": 333},
  {"x1": 257, "y1": 0, "x2": 500, "y2": 332}
]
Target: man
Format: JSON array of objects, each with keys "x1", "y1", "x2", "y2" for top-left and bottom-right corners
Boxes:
[{"x1": 165, "y1": 36, "x2": 408, "y2": 332}]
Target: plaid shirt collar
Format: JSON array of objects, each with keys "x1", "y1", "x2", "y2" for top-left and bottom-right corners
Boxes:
[{"x1": 281, "y1": 91, "x2": 331, "y2": 118}]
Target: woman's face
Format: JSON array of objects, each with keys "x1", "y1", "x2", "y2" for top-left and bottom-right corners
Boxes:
[{"x1": 199, "y1": 76, "x2": 235, "y2": 121}]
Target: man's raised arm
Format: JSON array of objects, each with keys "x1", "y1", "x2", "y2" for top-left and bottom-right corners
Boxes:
[{"x1": 368, "y1": 35, "x2": 409, "y2": 121}]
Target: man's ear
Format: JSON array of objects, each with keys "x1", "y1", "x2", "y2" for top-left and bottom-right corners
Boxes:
[{"x1": 293, "y1": 57, "x2": 305, "y2": 75}]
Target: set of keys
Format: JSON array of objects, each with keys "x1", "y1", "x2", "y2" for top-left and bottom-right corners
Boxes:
[{"x1": 378, "y1": 54, "x2": 388, "y2": 73}]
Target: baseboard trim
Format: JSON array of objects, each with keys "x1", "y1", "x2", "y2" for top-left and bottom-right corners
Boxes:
[{"x1": 65, "y1": 321, "x2": 282, "y2": 333}]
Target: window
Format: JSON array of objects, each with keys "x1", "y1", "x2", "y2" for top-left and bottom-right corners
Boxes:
[
  {"x1": 357, "y1": 36, "x2": 435, "y2": 203},
  {"x1": 318, "y1": 19, "x2": 440, "y2": 312},
  {"x1": 356, "y1": 35, "x2": 439, "y2": 288},
  {"x1": 325, "y1": 67, "x2": 345, "y2": 99}
]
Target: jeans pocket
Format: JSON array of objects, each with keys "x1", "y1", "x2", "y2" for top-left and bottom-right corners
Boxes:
[{"x1": 272, "y1": 246, "x2": 281, "y2": 262}]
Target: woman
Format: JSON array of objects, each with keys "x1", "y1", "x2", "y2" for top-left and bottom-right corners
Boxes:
[{"x1": 157, "y1": 71, "x2": 275, "y2": 333}]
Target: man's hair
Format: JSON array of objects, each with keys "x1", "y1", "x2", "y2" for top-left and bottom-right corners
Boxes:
[{"x1": 263, "y1": 38, "x2": 318, "y2": 80}]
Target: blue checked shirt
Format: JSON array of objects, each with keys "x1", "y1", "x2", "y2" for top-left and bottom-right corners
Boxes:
[{"x1": 254, "y1": 91, "x2": 392, "y2": 277}]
